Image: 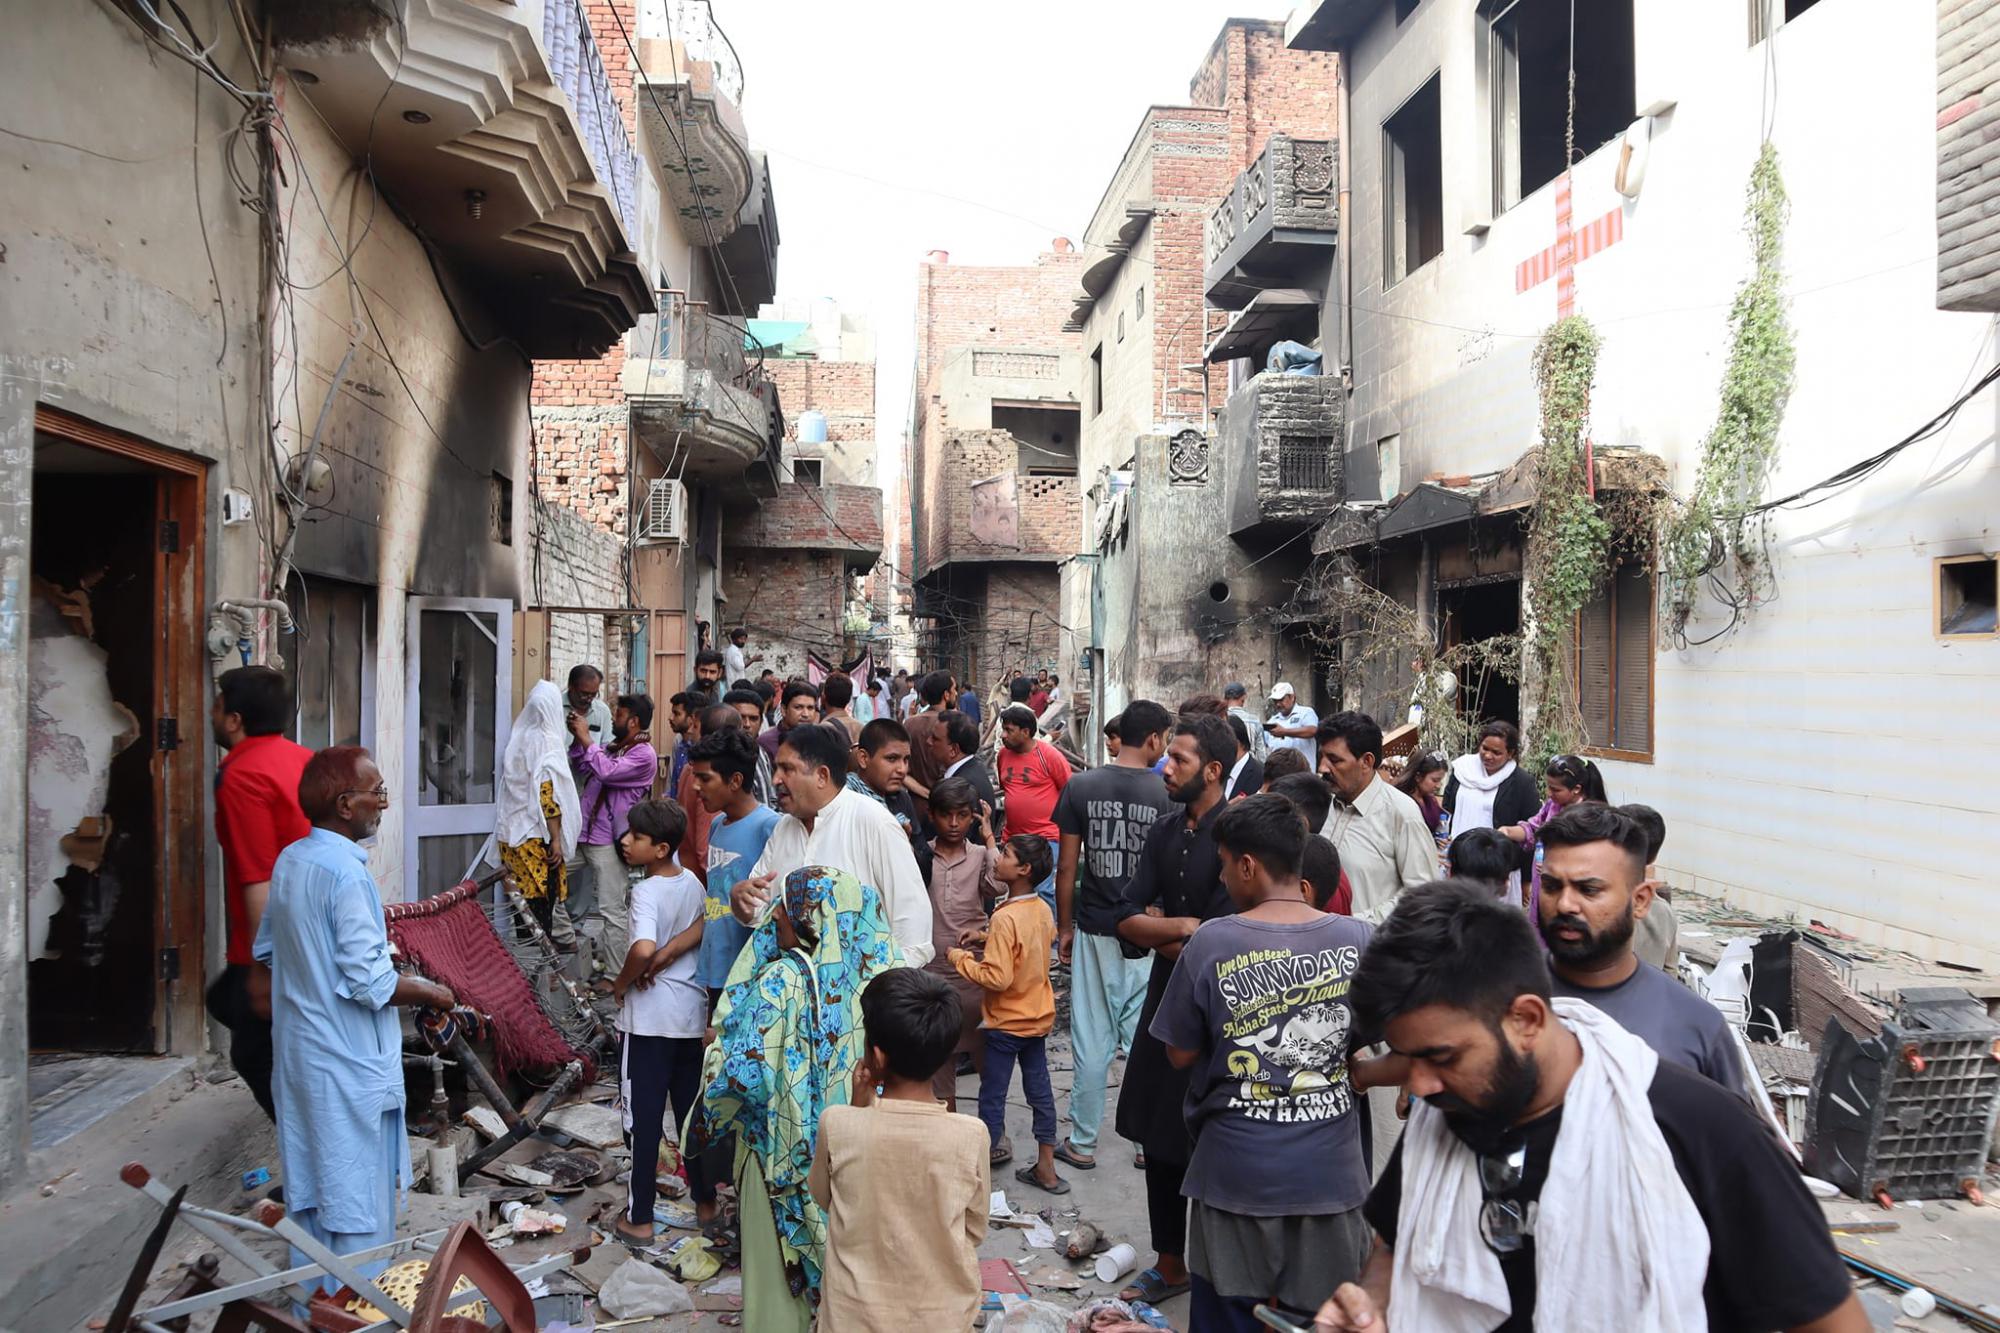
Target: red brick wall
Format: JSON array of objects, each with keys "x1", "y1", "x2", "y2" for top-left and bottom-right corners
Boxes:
[
  {"x1": 533, "y1": 0, "x2": 639, "y2": 532},
  {"x1": 534, "y1": 414, "x2": 631, "y2": 533},
  {"x1": 1187, "y1": 19, "x2": 1341, "y2": 172},
  {"x1": 737, "y1": 482, "x2": 883, "y2": 555},
  {"x1": 729, "y1": 548, "x2": 854, "y2": 677},
  {"x1": 765, "y1": 360, "x2": 874, "y2": 441},
  {"x1": 578, "y1": 0, "x2": 639, "y2": 136},
  {"x1": 911, "y1": 249, "x2": 1083, "y2": 576}
]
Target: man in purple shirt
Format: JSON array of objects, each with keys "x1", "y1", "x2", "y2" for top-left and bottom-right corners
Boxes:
[
  {"x1": 566, "y1": 692, "x2": 660, "y2": 983},
  {"x1": 757, "y1": 680, "x2": 822, "y2": 766}
]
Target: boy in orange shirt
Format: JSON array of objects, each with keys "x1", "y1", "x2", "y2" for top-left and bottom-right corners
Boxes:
[{"x1": 949, "y1": 834, "x2": 1065, "y2": 1195}]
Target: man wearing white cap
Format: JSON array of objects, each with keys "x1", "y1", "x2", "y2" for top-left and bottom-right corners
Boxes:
[{"x1": 1262, "y1": 683, "x2": 1319, "y2": 763}]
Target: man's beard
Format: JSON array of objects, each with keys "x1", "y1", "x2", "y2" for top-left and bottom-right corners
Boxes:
[
  {"x1": 212, "y1": 723, "x2": 235, "y2": 750},
  {"x1": 1543, "y1": 901, "x2": 1636, "y2": 967},
  {"x1": 1427, "y1": 1029, "x2": 1542, "y2": 1153},
  {"x1": 1171, "y1": 770, "x2": 1208, "y2": 804}
]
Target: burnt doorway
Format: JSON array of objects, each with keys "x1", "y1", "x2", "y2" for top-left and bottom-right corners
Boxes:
[
  {"x1": 28, "y1": 408, "x2": 206, "y2": 1055},
  {"x1": 1438, "y1": 576, "x2": 1521, "y2": 727}
]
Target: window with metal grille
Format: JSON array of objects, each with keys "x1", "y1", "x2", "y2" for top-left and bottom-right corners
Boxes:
[
  {"x1": 1278, "y1": 436, "x2": 1334, "y2": 490},
  {"x1": 1575, "y1": 563, "x2": 1653, "y2": 758}
]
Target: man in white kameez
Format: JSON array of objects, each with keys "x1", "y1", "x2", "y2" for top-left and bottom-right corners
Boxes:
[{"x1": 257, "y1": 746, "x2": 454, "y2": 1286}]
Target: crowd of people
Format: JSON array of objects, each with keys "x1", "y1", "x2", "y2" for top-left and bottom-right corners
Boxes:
[{"x1": 204, "y1": 644, "x2": 1865, "y2": 1332}]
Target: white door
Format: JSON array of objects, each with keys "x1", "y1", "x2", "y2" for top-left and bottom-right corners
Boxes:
[{"x1": 404, "y1": 598, "x2": 513, "y2": 899}]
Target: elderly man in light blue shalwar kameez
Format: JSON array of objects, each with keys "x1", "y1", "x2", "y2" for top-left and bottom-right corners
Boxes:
[{"x1": 255, "y1": 747, "x2": 453, "y2": 1289}]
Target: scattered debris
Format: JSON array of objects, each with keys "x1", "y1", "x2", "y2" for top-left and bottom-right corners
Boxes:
[
  {"x1": 1022, "y1": 1215, "x2": 1057, "y2": 1249},
  {"x1": 480, "y1": 1160, "x2": 554, "y2": 1188},
  {"x1": 1024, "y1": 1263, "x2": 1084, "y2": 1291},
  {"x1": 526, "y1": 1150, "x2": 603, "y2": 1192},
  {"x1": 1062, "y1": 1221, "x2": 1109, "y2": 1260},
  {"x1": 463, "y1": 1106, "x2": 509, "y2": 1141},
  {"x1": 598, "y1": 1259, "x2": 694, "y2": 1319},
  {"x1": 541, "y1": 1101, "x2": 625, "y2": 1149}
]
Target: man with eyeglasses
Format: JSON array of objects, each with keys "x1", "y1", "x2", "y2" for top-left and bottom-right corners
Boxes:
[
  {"x1": 257, "y1": 748, "x2": 457, "y2": 1286},
  {"x1": 1309, "y1": 881, "x2": 1864, "y2": 1333}
]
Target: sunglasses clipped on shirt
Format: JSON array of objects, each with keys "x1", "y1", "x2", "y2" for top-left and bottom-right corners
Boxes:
[{"x1": 1477, "y1": 1141, "x2": 1535, "y2": 1255}]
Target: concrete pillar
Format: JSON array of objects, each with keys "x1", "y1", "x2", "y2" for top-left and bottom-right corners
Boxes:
[{"x1": 0, "y1": 367, "x2": 37, "y2": 1190}]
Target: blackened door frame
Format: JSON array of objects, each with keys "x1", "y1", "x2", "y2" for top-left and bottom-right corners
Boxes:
[{"x1": 33, "y1": 405, "x2": 208, "y2": 1055}]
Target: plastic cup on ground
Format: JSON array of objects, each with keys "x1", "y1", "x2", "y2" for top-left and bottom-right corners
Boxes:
[{"x1": 1095, "y1": 1243, "x2": 1139, "y2": 1284}]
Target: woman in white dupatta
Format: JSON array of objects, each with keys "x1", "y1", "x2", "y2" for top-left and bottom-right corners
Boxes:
[{"x1": 495, "y1": 681, "x2": 582, "y2": 933}]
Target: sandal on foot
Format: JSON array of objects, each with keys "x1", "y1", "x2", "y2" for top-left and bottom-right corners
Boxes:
[
  {"x1": 1133, "y1": 1149, "x2": 1147, "y2": 1169},
  {"x1": 1052, "y1": 1141, "x2": 1097, "y2": 1171},
  {"x1": 1119, "y1": 1267, "x2": 1189, "y2": 1304},
  {"x1": 990, "y1": 1143, "x2": 1014, "y2": 1167},
  {"x1": 1013, "y1": 1163, "x2": 1070, "y2": 1195},
  {"x1": 612, "y1": 1223, "x2": 668, "y2": 1260}
]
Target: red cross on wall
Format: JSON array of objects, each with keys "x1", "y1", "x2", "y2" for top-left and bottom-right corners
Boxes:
[{"x1": 1514, "y1": 172, "x2": 1625, "y2": 318}]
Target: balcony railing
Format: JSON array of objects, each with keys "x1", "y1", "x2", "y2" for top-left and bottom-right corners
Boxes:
[
  {"x1": 544, "y1": 0, "x2": 639, "y2": 241},
  {"x1": 634, "y1": 290, "x2": 770, "y2": 391}
]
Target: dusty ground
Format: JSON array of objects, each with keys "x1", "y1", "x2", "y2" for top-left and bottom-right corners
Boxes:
[{"x1": 95, "y1": 900, "x2": 2000, "y2": 1331}]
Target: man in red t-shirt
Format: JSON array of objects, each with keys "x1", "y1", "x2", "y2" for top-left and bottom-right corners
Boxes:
[
  {"x1": 205, "y1": 666, "x2": 312, "y2": 1119},
  {"x1": 995, "y1": 704, "x2": 1072, "y2": 914}
]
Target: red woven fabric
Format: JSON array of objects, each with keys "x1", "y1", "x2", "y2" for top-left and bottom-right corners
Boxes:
[{"x1": 385, "y1": 881, "x2": 594, "y2": 1080}]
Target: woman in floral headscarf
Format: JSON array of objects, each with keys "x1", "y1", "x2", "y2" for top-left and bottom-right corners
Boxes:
[{"x1": 687, "y1": 864, "x2": 900, "y2": 1330}]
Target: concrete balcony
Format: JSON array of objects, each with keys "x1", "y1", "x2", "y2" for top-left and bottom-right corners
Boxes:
[
  {"x1": 624, "y1": 292, "x2": 780, "y2": 488},
  {"x1": 274, "y1": 0, "x2": 651, "y2": 357},
  {"x1": 635, "y1": 35, "x2": 754, "y2": 249},
  {"x1": 736, "y1": 482, "x2": 883, "y2": 570},
  {"x1": 1220, "y1": 372, "x2": 1345, "y2": 539},
  {"x1": 1204, "y1": 135, "x2": 1339, "y2": 311}
]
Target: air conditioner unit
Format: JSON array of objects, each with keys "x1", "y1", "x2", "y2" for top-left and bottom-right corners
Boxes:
[{"x1": 639, "y1": 477, "x2": 687, "y2": 542}]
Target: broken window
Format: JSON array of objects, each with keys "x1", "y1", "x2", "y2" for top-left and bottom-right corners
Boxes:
[
  {"x1": 490, "y1": 472, "x2": 513, "y2": 546},
  {"x1": 1576, "y1": 563, "x2": 1653, "y2": 757},
  {"x1": 1384, "y1": 73, "x2": 1444, "y2": 284},
  {"x1": 1937, "y1": 554, "x2": 1998, "y2": 637},
  {"x1": 1487, "y1": 0, "x2": 1635, "y2": 212},
  {"x1": 286, "y1": 575, "x2": 373, "y2": 750},
  {"x1": 792, "y1": 458, "x2": 824, "y2": 486}
]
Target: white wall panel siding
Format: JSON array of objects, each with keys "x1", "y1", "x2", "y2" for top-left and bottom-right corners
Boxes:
[{"x1": 1334, "y1": 0, "x2": 2000, "y2": 965}]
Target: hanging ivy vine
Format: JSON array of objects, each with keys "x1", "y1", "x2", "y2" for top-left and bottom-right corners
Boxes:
[
  {"x1": 1661, "y1": 143, "x2": 1795, "y2": 644},
  {"x1": 1522, "y1": 315, "x2": 1609, "y2": 767}
]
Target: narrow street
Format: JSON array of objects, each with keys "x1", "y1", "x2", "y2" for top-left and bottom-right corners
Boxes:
[{"x1": 4, "y1": 0, "x2": 1999, "y2": 1329}]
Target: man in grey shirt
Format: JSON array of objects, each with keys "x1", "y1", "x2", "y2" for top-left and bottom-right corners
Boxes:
[{"x1": 1538, "y1": 804, "x2": 1749, "y2": 1100}]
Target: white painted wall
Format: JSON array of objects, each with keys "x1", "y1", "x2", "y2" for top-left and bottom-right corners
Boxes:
[{"x1": 1337, "y1": 0, "x2": 2000, "y2": 965}]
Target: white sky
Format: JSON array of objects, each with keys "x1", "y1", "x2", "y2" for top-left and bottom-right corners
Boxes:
[{"x1": 723, "y1": 1, "x2": 1283, "y2": 488}]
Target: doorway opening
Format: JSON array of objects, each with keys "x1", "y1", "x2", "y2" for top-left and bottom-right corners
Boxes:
[
  {"x1": 1438, "y1": 576, "x2": 1521, "y2": 726},
  {"x1": 28, "y1": 408, "x2": 206, "y2": 1061}
]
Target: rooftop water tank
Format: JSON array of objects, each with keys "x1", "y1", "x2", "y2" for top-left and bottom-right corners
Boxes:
[{"x1": 797, "y1": 409, "x2": 828, "y2": 444}]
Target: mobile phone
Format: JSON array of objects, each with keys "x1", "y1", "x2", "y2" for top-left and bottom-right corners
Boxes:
[{"x1": 1253, "y1": 1304, "x2": 1314, "y2": 1333}]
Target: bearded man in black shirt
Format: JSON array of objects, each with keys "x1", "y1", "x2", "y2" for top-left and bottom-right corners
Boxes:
[{"x1": 1311, "y1": 880, "x2": 1864, "y2": 1333}]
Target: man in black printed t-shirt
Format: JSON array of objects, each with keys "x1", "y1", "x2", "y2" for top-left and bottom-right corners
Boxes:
[{"x1": 1310, "y1": 881, "x2": 1864, "y2": 1333}]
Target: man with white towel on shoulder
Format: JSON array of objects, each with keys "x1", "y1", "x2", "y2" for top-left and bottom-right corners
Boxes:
[{"x1": 1311, "y1": 880, "x2": 1864, "y2": 1333}]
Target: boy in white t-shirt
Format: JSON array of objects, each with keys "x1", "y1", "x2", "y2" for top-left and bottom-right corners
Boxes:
[{"x1": 610, "y1": 798, "x2": 708, "y2": 1251}]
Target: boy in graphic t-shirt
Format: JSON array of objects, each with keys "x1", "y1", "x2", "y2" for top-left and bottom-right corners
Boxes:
[
  {"x1": 685, "y1": 728, "x2": 782, "y2": 1001},
  {"x1": 610, "y1": 799, "x2": 710, "y2": 1247},
  {"x1": 1152, "y1": 794, "x2": 1403, "y2": 1328}
]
